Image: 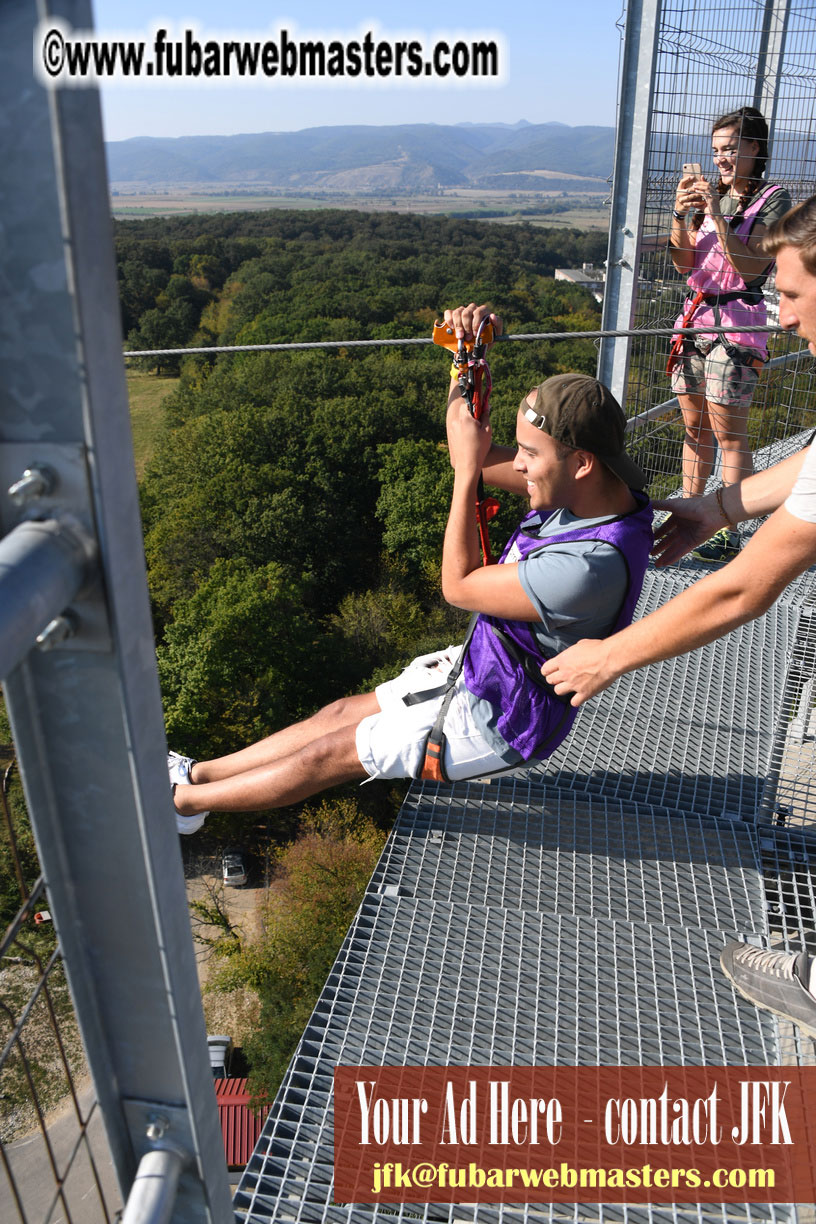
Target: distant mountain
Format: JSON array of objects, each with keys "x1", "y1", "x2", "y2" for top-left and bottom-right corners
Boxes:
[{"x1": 105, "y1": 122, "x2": 614, "y2": 192}]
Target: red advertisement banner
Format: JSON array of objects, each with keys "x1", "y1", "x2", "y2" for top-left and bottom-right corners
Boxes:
[{"x1": 334, "y1": 1065, "x2": 816, "y2": 1204}]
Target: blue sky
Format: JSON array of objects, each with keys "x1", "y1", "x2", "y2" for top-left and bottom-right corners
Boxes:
[{"x1": 92, "y1": 0, "x2": 624, "y2": 142}]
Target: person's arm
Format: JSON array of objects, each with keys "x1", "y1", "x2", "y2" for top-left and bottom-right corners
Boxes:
[
  {"x1": 542, "y1": 504, "x2": 816, "y2": 704},
  {"x1": 668, "y1": 174, "x2": 699, "y2": 275},
  {"x1": 652, "y1": 446, "x2": 811, "y2": 566},
  {"x1": 445, "y1": 377, "x2": 527, "y2": 495},
  {"x1": 693, "y1": 177, "x2": 774, "y2": 281},
  {"x1": 441, "y1": 397, "x2": 538, "y2": 619},
  {"x1": 442, "y1": 301, "x2": 529, "y2": 497}
]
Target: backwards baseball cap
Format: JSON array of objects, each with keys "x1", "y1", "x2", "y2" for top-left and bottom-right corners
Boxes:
[{"x1": 521, "y1": 373, "x2": 647, "y2": 491}]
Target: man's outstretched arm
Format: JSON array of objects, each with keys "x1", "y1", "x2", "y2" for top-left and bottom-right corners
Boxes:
[
  {"x1": 653, "y1": 446, "x2": 810, "y2": 565},
  {"x1": 542, "y1": 504, "x2": 816, "y2": 705},
  {"x1": 445, "y1": 376, "x2": 527, "y2": 496}
]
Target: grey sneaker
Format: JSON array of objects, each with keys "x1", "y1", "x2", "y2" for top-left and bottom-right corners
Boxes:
[
  {"x1": 693, "y1": 527, "x2": 740, "y2": 563},
  {"x1": 720, "y1": 942, "x2": 816, "y2": 1038},
  {"x1": 167, "y1": 751, "x2": 208, "y2": 835}
]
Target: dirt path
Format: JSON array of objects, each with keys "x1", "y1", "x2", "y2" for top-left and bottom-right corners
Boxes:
[
  {"x1": 185, "y1": 865, "x2": 264, "y2": 1048},
  {"x1": 186, "y1": 872, "x2": 262, "y2": 981}
]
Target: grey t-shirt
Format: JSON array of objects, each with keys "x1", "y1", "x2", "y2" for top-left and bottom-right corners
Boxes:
[
  {"x1": 720, "y1": 184, "x2": 791, "y2": 229},
  {"x1": 466, "y1": 507, "x2": 631, "y2": 762}
]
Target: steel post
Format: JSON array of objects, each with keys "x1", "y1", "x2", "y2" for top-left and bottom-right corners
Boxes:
[
  {"x1": 598, "y1": 0, "x2": 662, "y2": 405},
  {"x1": 754, "y1": 0, "x2": 792, "y2": 137}
]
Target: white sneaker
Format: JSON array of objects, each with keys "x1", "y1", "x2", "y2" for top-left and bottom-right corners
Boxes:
[{"x1": 168, "y1": 751, "x2": 209, "y2": 835}]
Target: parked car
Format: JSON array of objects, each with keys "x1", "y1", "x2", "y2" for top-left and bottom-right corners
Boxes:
[{"x1": 221, "y1": 849, "x2": 247, "y2": 888}]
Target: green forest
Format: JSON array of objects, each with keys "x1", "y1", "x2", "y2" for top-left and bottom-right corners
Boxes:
[{"x1": 3, "y1": 209, "x2": 609, "y2": 1106}]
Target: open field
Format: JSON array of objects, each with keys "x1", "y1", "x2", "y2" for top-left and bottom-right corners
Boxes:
[
  {"x1": 126, "y1": 370, "x2": 179, "y2": 478},
  {"x1": 111, "y1": 188, "x2": 609, "y2": 229}
]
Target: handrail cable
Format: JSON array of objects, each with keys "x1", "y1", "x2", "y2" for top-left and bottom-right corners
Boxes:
[{"x1": 123, "y1": 322, "x2": 800, "y2": 359}]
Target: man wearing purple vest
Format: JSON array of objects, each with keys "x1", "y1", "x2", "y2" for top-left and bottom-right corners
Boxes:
[{"x1": 169, "y1": 303, "x2": 653, "y2": 831}]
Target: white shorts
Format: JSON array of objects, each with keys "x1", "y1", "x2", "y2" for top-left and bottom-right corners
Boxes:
[{"x1": 355, "y1": 646, "x2": 510, "y2": 782}]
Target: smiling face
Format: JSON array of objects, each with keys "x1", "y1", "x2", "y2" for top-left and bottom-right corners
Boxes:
[
  {"x1": 513, "y1": 396, "x2": 578, "y2": 511},
  {"x1": 775, "y1": 245, "x2": 816, "y2": 356},
  {"x1": 712, "y1": 124, "x2": 760, "y2": 191}
]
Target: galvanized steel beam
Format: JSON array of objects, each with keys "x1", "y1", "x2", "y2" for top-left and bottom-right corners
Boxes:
[
  {"x1": 598, "y1": 0, "x2": 662, "y2": 404},
  {"x1": 0, "y1": 518, "x2": 91, "y2": 679},
  {"x1": 754, "y1": 0, "x2": 792, "y2": 136}
]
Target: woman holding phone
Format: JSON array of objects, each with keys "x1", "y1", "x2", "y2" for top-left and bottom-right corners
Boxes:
[{"x1": 668, "y1": 106, "x2": 790, "y2": 562}]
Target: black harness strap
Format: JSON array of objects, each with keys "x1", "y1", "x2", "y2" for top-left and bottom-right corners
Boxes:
[
  {"x1": 419, "y1": 683, "x2": 459, "y2": 782},
  {"x1": 402, "y1": 682, "x2": 450, "y2": 707},
  {"x1": 702, "y1": 287, "x2": 763, "y2": 306},
  {"x1": 402, "y1": 616, "x2": 477, "y2": 782}
]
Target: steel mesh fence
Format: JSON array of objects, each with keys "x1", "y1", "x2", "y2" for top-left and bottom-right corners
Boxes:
[
  {"x1": 623, "y1": 0, "x2": 816, "y2": 501},
  {"x1": 0, "y1": 763, "x2": 121, "y2": 1224}
]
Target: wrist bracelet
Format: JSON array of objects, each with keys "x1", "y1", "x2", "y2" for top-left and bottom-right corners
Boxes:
[
  {"x1": 672, "y1": 209, "x2": 685, "y2": 220},
  {"x1": 714, "y1": 485, "x2": 733, "y2": 527}
]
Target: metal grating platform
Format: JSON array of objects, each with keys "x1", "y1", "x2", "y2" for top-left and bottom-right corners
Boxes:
[
  {"x1": 524, "y1": 586, "x2": 800, "y2": 821},
  {"x1": 235, "y1": 786, "x2": 814, "y2": 1224},
  {"x1": 630, "y1": 564, "x2": 809, "y2": 629},
  {"x1": 235, "y1": 896, "x2": 787, "y2": 1224},
  {"x1": 649, "y1": 556, "x2": 816, "y2": 604},
  {"x1": 650, "y1": 429, "x2": 816, "y2": 590},
  {"x1": 756, "y1": 825, "x2": 816, "y2": 942},
  {"x1": 373, "y1": 781, "x2": 766, "y2": 935},
  {"x1": 235, "y1": 574, "x2": 816, "y2": 1224}
]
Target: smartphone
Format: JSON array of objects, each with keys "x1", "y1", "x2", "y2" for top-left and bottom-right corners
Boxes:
[{"x1": 682, "y1": 162, "x2": 702, "y2": 176}]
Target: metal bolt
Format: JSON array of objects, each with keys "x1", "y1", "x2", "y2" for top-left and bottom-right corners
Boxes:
[
  {"x1": 36, "y1": 614, "x2": 76, "y2": 651},
  {"x1": 145, "y1": 1114, "x2": 170, "y2": 1142},
  {"x1": 8, "y1": 466, "x2": 56, "y2": 507}
]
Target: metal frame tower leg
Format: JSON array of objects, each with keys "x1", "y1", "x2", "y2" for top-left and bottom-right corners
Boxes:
[
  {"x1": 598, "y1": 0, "x2": 662, "y2": 404},
  {"x1": 755, "y1": 0, "x2": 792, "y2": 134},
  {"x1": 1, "y1": 4, "x2": 234, "y2": 1220}
]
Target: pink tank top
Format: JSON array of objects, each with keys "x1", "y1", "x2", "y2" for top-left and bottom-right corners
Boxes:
[{"x1": 676, "y1": 184, "x2": 783, "y2": 357}]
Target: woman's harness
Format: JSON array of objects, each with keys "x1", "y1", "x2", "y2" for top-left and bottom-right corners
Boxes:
[{"x1": 666, "y1": 183, "x2": 783, "y2": 374}]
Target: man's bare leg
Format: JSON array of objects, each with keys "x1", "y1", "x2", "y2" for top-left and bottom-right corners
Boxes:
[
  {"x1": 175, "y1": 723, "x2": 370, "y2": 813},
  {"x1": 190, "y1": 692, "x2": 380, "y2": 783}
]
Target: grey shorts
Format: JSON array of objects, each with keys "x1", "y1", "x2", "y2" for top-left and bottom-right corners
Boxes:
[{"x1": 670, "y1": 340, "x2": 760, "y2": 408}]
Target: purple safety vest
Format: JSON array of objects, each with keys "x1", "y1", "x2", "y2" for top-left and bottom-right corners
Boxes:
[{"x1": 463, "y1": 491, "x2": 653, "y2": 761}]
